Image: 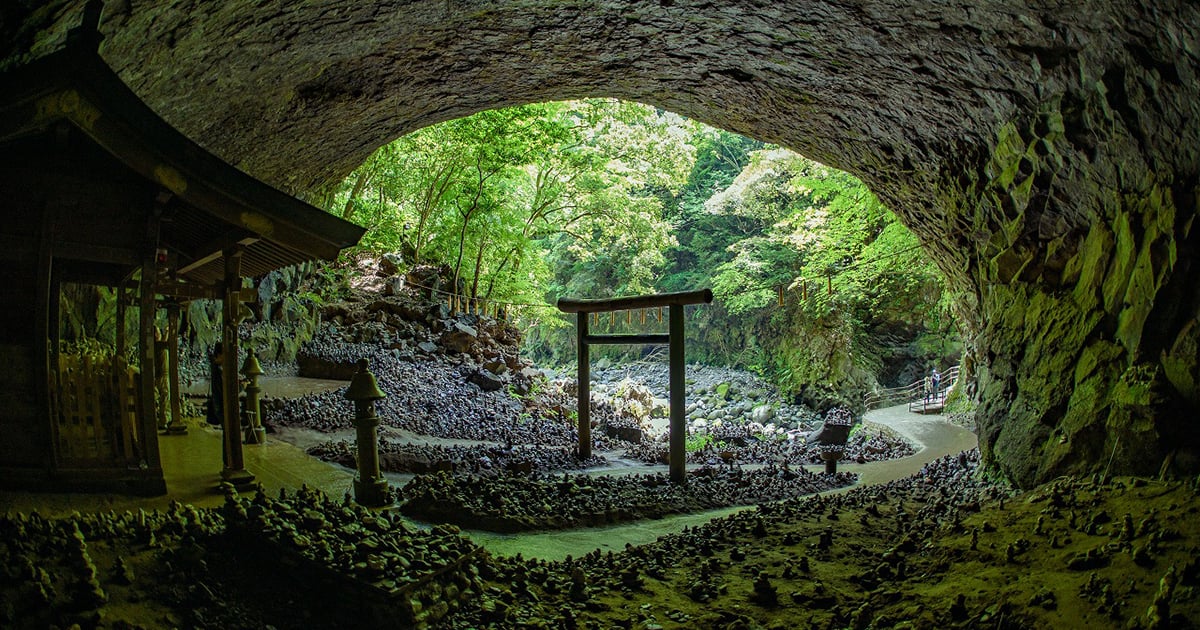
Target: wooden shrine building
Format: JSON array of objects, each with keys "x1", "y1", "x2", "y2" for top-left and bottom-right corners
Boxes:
[{"x1": 0, "y1": 24, "x2": 364, "y2": 494}]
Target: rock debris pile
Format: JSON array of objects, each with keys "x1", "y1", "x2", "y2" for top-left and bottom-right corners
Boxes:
[
  {"x1": 307, "y1": 438, "x2": 607, "y2": 476},
  {"x1": 399, "y1": 466, "x2": 856, "y2": 533},
  {"x1": 593, "y1": 362, "x2": 821, "y2": 432},
  {"x1": 269, "y1": 264, "x2": 915, "y2": 483},
  {"x1": 4, "y1": 454, "x2": 1198, "y2": 628},
  {"x1": 265, "y1": 265, "x2": 629, "y2": 459},
  {"x1": 622, "y1": 421, "x2": 916, "y2": 468}
]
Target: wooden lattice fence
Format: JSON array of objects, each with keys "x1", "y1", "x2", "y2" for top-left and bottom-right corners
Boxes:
[{"x1": 50, "y1": 352, "x2": 141, "y2": 466}]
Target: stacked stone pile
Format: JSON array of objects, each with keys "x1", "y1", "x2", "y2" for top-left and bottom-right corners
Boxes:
[
  {"x1": 620, "y1": 423, "x2": 916, "y2": 469},
  {"x1": 399, "y1": 466, "x2": 856, "y2": 533},
  {"x1": 592, "y1": 363, "x2": 820, "y2": 433},
  {"x1": 0, "y1": 501, "x2": 225, "y2": 628},
  {"x1": 306, "y1": 438, "x2": 608, "y2": 476},
  {"x1": 7, "y1": 452, "x2": 1197, "y2": 629},
  {"x1": 222, "y1": 484, "x2": 485, "y2": 628}
]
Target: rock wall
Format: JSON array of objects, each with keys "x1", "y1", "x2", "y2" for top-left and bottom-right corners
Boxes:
[
  {"x1": 959, "y1": 90, "x2": 1200, "y2": 485},
  {"x1": 2, "y1": 0, "x2": 1197, "y2": 486}
]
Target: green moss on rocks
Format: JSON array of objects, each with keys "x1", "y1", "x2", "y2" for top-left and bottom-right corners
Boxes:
[{"x1": 959, "y1": 77, "x2": 1197, "y2": 487}]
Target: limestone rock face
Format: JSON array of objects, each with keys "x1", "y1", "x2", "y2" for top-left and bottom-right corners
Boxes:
[{"x1": 3, "y1": 1, "x2": 1197, "y2": 486}]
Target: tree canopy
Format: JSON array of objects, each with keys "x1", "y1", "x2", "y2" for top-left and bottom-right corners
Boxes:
[{"x1": 330, "y1": 100, "x2": 956, "y2": 405}]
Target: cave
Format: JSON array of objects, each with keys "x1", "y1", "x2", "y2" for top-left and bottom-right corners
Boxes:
[
  {"x1": 6, "y1": 0, "x2": 1188, "y2": 487},
  {"x1": 1, "y1": 2, "x2": 1198, "y2": 627}
]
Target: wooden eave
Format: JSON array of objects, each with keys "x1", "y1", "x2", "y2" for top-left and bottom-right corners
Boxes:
[{"x1": 0, "y1": 43, "x2": 364, "y2": 285}]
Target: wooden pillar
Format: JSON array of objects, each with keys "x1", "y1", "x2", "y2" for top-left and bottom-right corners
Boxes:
[
  {"x1": 137, "y1": 246, "x2": 162, "y2": 470},
  {"x1": 113, "y1": 280, "x2": 129, "y2": 463},
  {"x1": 164, "y1": 303, "x2": 186, "y2": 434},
  {"x1": 221, "y1": 247, "x2": 254, "y2": 485},
  {"x1": 35, "y1": 214, "x2": 56, "y2": 468},
  {"x1": 48, "y1": 266, "x2": 61, "y2": 379},
  {"x1": 115, "y1": 283, "x2": 127, "y2": 363},
  {"x1": 669, "y1": 303, "x2": 686, "y2": 484},
  {"x1": 576, "y1": 312, "x2": 590, "y2": 459}
]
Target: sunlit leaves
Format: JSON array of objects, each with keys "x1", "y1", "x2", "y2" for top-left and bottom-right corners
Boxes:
[{"x1": 331, "y1": 99, "x2": 692, "y2": 313}]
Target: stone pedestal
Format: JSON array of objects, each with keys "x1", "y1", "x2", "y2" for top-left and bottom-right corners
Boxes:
[{"x1": 821, "y1": 450, "x2": 843, "y2": 474}]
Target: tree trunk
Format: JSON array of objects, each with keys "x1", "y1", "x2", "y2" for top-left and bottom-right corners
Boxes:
[
  {"x1": 469, "y1": 234, "x2": 489, "y2": 308},
  {"x1": 341, "y1": 168, "x2": 373, "y2": 220}
]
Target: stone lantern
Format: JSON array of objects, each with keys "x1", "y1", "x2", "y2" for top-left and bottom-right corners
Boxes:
[
  {"x1": 345, "y1": 358, "x2": 391, "y2": 507},
  {"x1": 241, "y1": 348, "x2": 266, "y2": 445}
]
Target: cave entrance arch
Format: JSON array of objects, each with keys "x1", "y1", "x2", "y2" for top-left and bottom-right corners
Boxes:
[{"x1": 5, "y1": 1, "x2": 1198, "y2": 487}]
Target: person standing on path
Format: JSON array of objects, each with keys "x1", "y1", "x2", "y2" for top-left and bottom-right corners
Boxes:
[{"x1": 931, "y1": 367, "x2": 942, "y2": 402}]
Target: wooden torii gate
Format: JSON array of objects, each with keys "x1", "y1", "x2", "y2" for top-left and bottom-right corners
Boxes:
[{"x1": 557, "y1": 289, "x2": 713, "y2": 484}]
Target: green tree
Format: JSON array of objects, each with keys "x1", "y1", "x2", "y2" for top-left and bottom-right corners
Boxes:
[
  {"x1": 332, "y1": 100, "x2": 694, "y2": 321},
  {"x1": 329, "y1": 101, "x2": 953, "y2": 405},
  {"x1": 679, "y1": 147, "x2": 950, "y2": 408}
]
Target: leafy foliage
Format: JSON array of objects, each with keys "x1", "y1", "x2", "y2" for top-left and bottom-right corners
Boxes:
[
  {"x1": 329, "y1": 101, "x2": 957, "y2": 404},
  {"x1": 333, "y1": 100, "x2": 693, "y2": 317},
  {"x1": 660, "y1": 147, "x2": 953, "y2": 407}
]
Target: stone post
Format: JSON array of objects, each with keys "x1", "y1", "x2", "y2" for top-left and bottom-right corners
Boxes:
[
  {"x1": 821, "y1": 449, "x2": 842, "y2": 474},
  {"x1": 345, "y1": 358, "x2": 390, "y2": 507},
  {"x1": 241, "y1": 348, "x2": 265, "y2": 445}
]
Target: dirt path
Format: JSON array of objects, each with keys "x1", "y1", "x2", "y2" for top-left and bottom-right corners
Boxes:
[{"x1": 850, "y1": 403, "x2": 979, "y2": 485}]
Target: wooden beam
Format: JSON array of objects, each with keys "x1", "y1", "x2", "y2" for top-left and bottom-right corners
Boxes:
[
  {"x1": 155, "y1": 282, "x2": 219, "y2": 301},
  {"x1": 56, "y1": 260, "x2": 131, "y2": 286},
  {"x1": 155, "y1": 281, "x2": 255, "y2": 302},
  {"x1": 220, "y1": 246, "x2": 253, "y2": 485},
  {"x1": 557, "y1": 289, "x2": 713, "y2": 314},
  {"x1": 138, "y1": 212, "x2": 162, "y2": 471},
  {"x1": 176, "y1": 232, "x2": 259, "y2": 276},
  {"x1": 115, "y1": 282, "x2": 127, "y2": 360},
  {"x1": 49, "y1": 240, "x2": 138, "y2": 266},
  {"x1": 166, "y1": 303, "x2": 184, "y2": 433},
  {"x1": 582, "y1": 333, "x2": 671, "y2": 346},
  {"x1": 36, "y1": 208, "x2": 56, "y2": 469}
]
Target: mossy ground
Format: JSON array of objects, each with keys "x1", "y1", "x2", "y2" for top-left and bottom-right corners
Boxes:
[{"x1": 4, "y1": 465, "x2": 1196, "y2": 629}]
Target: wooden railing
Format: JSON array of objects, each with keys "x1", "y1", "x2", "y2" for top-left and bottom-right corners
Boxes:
[{"x1": 863, "y1": 365, "x2": 960, "y2": 412}]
